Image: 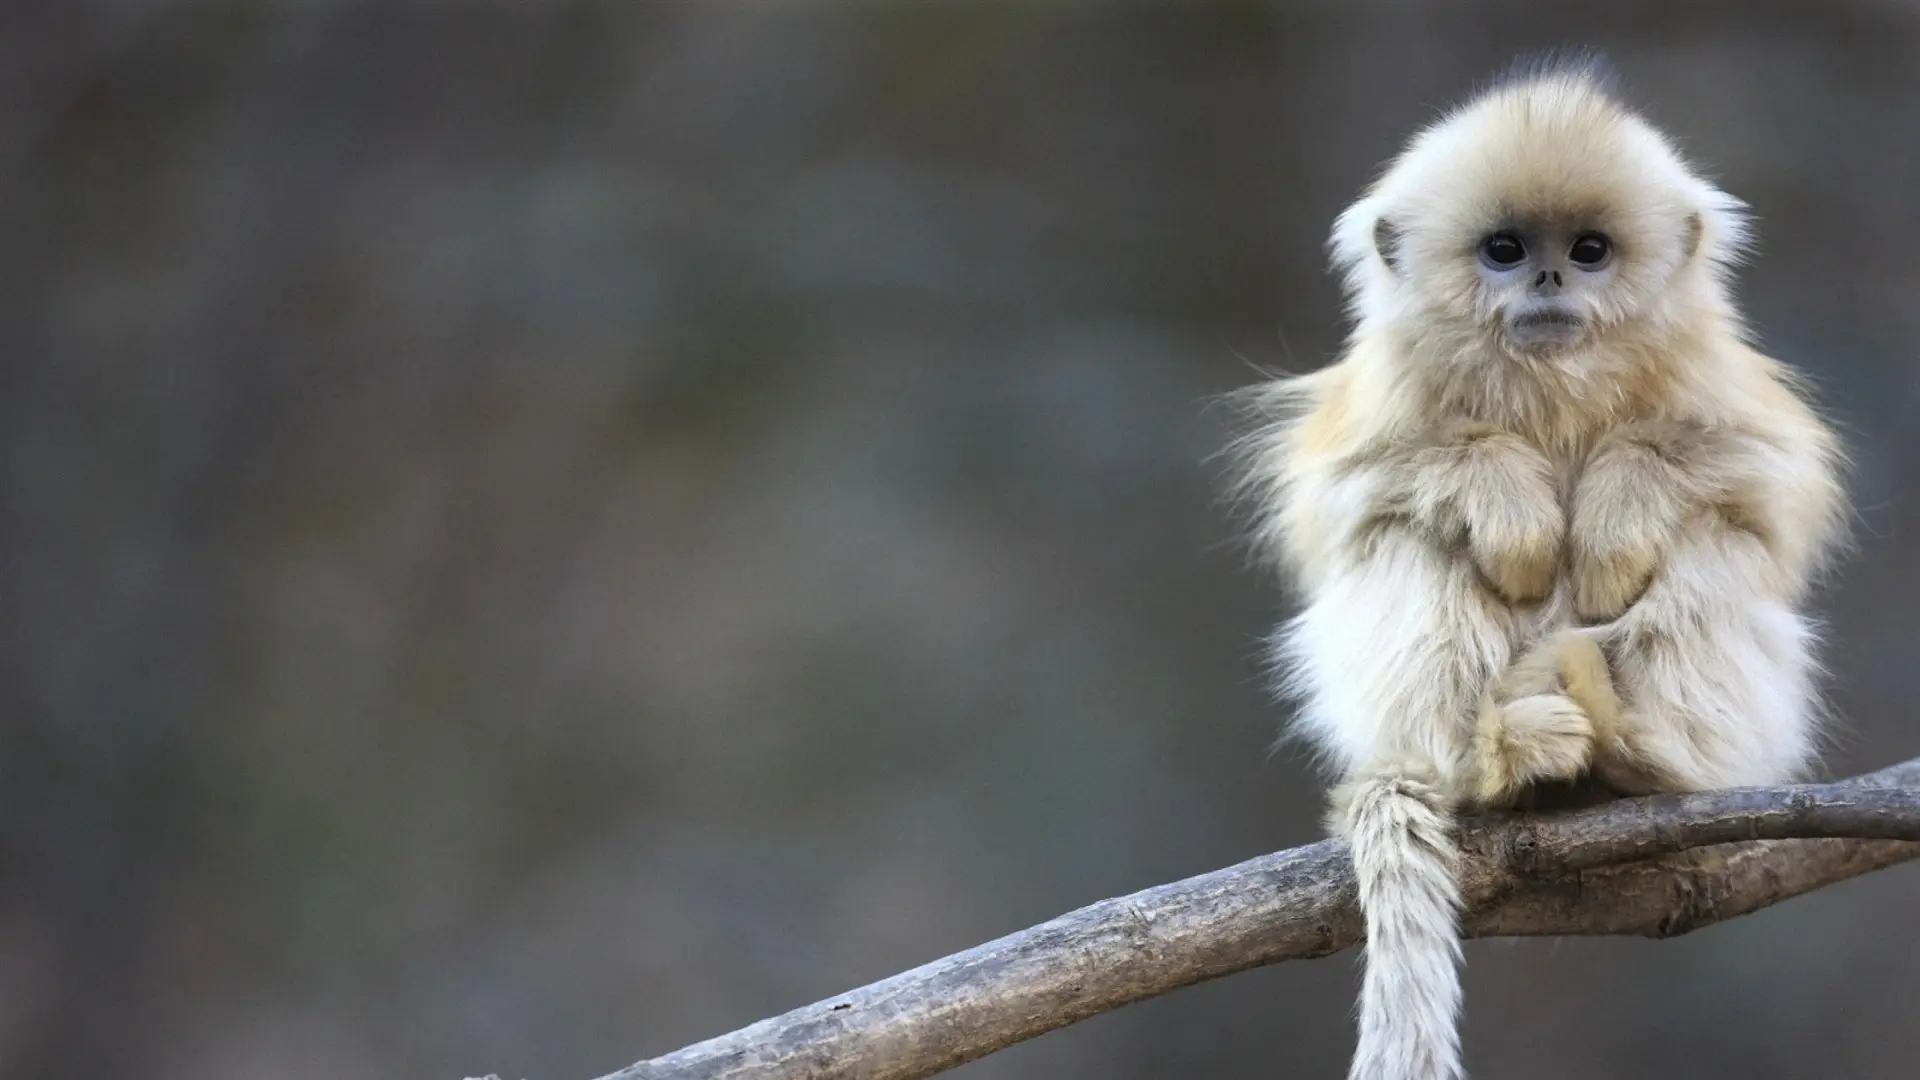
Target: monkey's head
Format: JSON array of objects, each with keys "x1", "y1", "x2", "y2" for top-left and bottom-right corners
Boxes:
[{"x1": 1330, "y1": 55, "x2": 1751, "y2": 361}]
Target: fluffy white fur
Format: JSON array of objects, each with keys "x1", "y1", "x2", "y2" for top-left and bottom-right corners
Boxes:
[{"x1": 1231, "y1": 55, "x2": 1847, "y2": 1080}]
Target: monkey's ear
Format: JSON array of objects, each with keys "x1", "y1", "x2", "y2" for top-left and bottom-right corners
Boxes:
[
  {"x1": 1683, "y1": 212, "x2": 1704, "y2": 260},
  {"x1": 1373, "y1": 217, "x2": 1403, "y2": 273}
]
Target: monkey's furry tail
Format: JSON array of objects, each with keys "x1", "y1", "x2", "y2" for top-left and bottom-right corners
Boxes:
[{"x1": 1338, "y1": 770, "x2": 1467, "y2": 1080}]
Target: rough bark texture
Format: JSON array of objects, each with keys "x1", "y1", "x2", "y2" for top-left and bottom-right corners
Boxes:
[{"x1": 593, "y1": 759, "x2": 1920, "y2": 1080}]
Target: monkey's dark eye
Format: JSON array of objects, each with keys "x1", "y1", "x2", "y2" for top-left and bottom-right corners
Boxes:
[
  {"x1": 1479, "y1": 233, "x2": 1526, "y2": 268},
  {"x1": 1569, "y1": 233, "x2": 1611, "y2": 267}
]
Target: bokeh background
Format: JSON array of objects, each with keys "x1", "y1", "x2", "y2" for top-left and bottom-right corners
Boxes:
[{"x1": 6, "y1": 3, "x2": 1919, "y2": 1078}]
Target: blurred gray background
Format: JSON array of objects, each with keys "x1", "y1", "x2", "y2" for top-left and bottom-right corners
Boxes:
[{"x1": 4, "y1": 3, "x2": 1918, "y2": 1078}]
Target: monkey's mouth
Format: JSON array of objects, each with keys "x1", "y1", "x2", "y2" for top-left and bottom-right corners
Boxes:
[
  {"x1": 1506, "y1": 308, "x2": 1587, "y2": 350},
  {"x1": 1510, "y1": 310, "x2": 1584, "y2": 330}
]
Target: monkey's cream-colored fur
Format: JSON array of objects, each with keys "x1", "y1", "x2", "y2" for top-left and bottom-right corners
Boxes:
[{"x1": 1234, "y1": 58, "x2": 1845, "y2": 1080}]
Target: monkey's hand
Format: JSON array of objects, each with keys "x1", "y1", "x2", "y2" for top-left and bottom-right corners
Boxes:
[
  {"x1": 1466, "y1": 631, "x2": 1609, "y2": 806},
  {"x1": 1397, "y1": 427, "x2": 1563, "y2": 605},
  {"x1": 1569, "y1": 422, "x2": 1713, "y2": 623}
]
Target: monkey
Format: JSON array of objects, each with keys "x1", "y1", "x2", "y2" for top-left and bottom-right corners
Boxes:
[{"x1": 1229, "y1": 53, "x2": 1846, "y2": 1080}]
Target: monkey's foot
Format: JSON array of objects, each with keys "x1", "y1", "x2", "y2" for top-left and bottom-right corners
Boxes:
[{"x1": 1471, "y1": 693, "x2": 1594, "y2": 807}]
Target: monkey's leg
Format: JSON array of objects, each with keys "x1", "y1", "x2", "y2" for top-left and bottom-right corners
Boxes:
[
  {"x1": 1281, "y1": 529, "x2": 1523, "y2": 788},
  {"x1": 1591, "y1": 515, "x2": 1822, "y2": 792}
]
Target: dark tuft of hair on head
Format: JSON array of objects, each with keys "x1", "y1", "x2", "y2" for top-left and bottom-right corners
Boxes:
[{"x1": 1484, "y1": 46, "x2": 1623, "y2": 97}]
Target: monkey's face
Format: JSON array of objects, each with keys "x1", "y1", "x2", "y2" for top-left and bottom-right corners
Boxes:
[
  {"x1": 1472, "y1": 221, "x2": 1619, "y2": 354},
  {"x1": 1339, "y1": 76, "x2": 1744, "y2": 363},
  {"x1": 1366, "y1": 191, "x2": 1704, "y2": 364}
]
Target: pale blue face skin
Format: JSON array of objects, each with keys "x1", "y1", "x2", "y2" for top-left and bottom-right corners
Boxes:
[{"x1": 1476, "y1": 225, "x2": 1618, "y2": 350}]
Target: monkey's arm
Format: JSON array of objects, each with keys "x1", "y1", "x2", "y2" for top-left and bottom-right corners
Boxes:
[
  {"x1": 1569, "y1": 416, "x2": 1844, "y2": 792},
  {"x1": 1290, "y1": 423, "x2": 1565, "y2": 607},
  {"x1": 1569, "y1": 417, "x2": 1842, "y2": 623},
  {"x1": 1384, "y1": 425, "x2": 1566, "y2": 604}
]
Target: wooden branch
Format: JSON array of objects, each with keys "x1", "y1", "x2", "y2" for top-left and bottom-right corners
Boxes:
[{"x1": 593, "y1": 759, "x2": 1920, "y2": 1080}]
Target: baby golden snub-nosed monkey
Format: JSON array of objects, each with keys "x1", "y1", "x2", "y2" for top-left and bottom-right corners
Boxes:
[{"x1": 1229, "y1": 51, "x2": 1847, "y2": 1080}]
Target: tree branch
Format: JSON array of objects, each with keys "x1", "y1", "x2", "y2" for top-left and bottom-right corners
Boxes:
[{"x1": 593, "y1": 759, "x2": 1920, "y2": 1080}]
